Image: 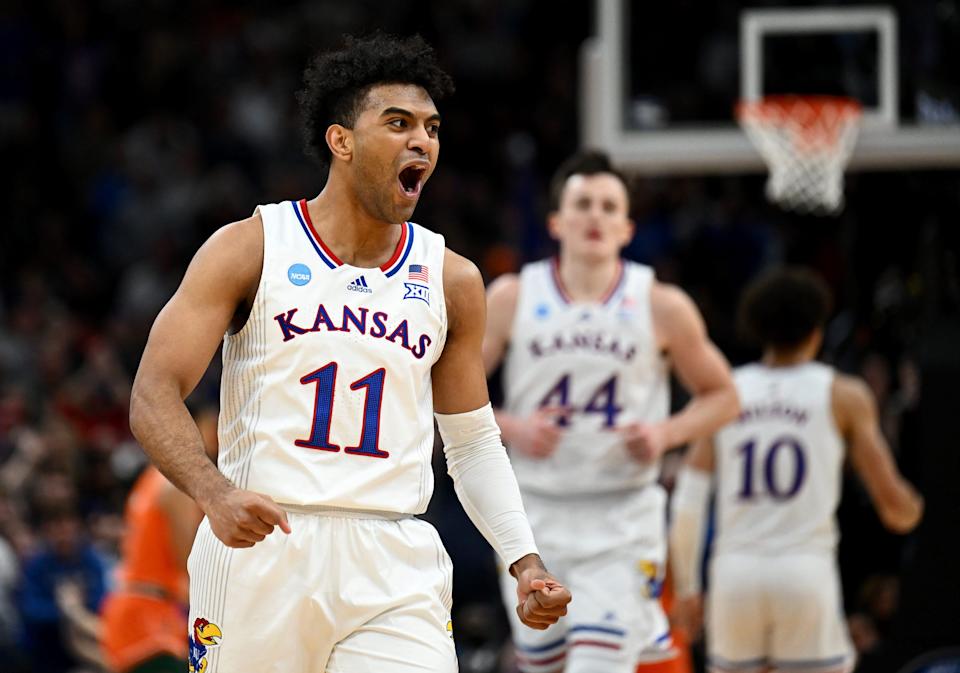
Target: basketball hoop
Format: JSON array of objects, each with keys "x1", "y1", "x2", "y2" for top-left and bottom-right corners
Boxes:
[{"x1": 737, "y1": 96, "x2": 862, "y2": 215}]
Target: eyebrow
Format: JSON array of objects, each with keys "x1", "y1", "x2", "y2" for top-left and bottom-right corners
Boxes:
[{"x1": 381, "y1": 107, "x2": 442, "y2": 123}]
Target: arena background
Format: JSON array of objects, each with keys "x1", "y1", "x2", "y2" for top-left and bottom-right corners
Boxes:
[{"x1": 0, "y1": 1, "x2": 957, "y2": 672}]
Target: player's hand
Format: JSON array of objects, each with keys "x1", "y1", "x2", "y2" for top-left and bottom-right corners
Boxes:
[
  {"x1": 511, "y1": 554, "x2": 571, "y2": 630},
  {"x1": 506, "y1": 407, "x2": 568, "y2": 459},
  {"x1": 671, "y1": 593, "x2": 704, "y2": 642},
  {"x1": 619, "y1": 421, "x2": 671, "y2": 462},
  {"x1": 202, "y1": 486, "x2": 292, "y2": 548}
]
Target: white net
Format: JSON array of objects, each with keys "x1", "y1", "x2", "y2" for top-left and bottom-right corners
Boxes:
[{"x1": 738, "y1": 96, "x2": 862, "y2": 215}]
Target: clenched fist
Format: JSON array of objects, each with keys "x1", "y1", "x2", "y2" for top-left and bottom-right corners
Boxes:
[
  {"x1": 511, "y1": 554, "x2": 572, "y2": 630},
  {"x1": 201, "y1": 486, "x2": 292, "y2": 548}
]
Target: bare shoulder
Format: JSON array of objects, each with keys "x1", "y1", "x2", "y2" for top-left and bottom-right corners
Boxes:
[
  {"x1": 832, "y1": 372, "x2": 876, "y2": 430},
  {"x1": 486, "y1": 272, "x2": 520, "y2": 309},
  {"x1": 442, "y1": 247, "x2": 483, "y2": 290},
  {"x1": 651, "y1": 280, "x2": 698, "y2": 318},
  {"x1": 650, "y1": 280, "x2": 706, "y2": 343},
  {"x1": 183, "y1": 212, "x2": 263, "y2": 302},
  {"x1": 197, "y1": 212, "x2": 263, "y2": 273},
  {"x1": 442, "y1": 248, "x2": 486, "y2": 330}
]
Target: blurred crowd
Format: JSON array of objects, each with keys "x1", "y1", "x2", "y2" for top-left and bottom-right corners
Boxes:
[{"x1": 1, "y1": 1, "x2": 957, "y2": 672}]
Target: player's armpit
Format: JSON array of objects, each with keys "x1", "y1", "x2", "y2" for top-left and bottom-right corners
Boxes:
[
  {"x1": 833, "y1": 374, "x2": 923, "y2": 533},
  {"x1": 432, "y1": 248, "x2": 492, "y2": 414}
]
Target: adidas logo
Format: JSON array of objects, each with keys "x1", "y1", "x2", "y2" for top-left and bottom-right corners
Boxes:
[{"x1": 347, "y1": 275, "x2": 373, "y2": 293}]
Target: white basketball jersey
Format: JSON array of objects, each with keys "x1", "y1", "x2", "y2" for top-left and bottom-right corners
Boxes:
[
  {"x1": 713, "y1": 362, "x2": 844, "y2": 555},
  {"x1": 217, "y1": 200, "x2": 447, "y2": 514},
  {"x1": 502, "y1": 259, "x2": 669, "y2": 495}
]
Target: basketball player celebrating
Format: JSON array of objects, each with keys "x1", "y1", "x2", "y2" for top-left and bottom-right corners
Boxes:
[
  {"x1": 669, "y1": 268, "x2": 923, "y2": 673},
  {"x1": 130, "y1": 33, "x2": 569, "y2": 673},
  {"x1": 483, "y1": 151, "x2": 739, "y2": 673}
]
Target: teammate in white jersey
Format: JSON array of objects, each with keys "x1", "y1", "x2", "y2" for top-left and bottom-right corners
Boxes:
[
  {"x1": 483, "y1": 151, "x2": 740, "y2": 673},
  {"x1": 129, "y1": 33, "x2": 570, "y2": 673},
  {"x1": 670, "y1": 268, "x2": 923, "y2": 673}
]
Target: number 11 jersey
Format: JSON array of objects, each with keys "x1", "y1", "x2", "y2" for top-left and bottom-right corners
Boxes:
[
  {"x1": 713, "y1": 362, "x2": 844, "y2": 556},
  {"x1": 216, "y1": 200, "x2": 447, "y2": 514}
]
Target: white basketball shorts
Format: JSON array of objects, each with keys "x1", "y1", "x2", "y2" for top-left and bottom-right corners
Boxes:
[
  {"x1": 500, "y1": 485, "x2": 676, "y2": 673},
  {"x1": 187, "y1": 509, "x2": 457, "y2": 673},
  {"x1": 707, "y1": 552, "x2": 855, "y2": 673}
]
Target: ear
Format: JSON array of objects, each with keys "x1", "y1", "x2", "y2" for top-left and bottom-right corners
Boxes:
[
  {"x1": 546, "y1": 211, "x2": 562, "y2": 241},
  {"x1": 325, "y1": 124, "x2": 353, "y2": 162}
]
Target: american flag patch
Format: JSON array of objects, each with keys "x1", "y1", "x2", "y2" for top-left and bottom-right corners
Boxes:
[{"x1": 408, "y1": 264, "x2": 429, "y2": 282}]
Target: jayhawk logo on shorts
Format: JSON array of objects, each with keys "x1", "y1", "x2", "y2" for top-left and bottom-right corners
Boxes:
[
  {"x1": 637, "y1": 560, "x2": 665, "y2": 599},
  {"x1": 189, "y1": 617, "x2": 223, "y2": 673}
]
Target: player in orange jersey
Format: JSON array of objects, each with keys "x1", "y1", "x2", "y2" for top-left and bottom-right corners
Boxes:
[{"x1": 99, "y1": 406, "x2": 216, "y2": 673}]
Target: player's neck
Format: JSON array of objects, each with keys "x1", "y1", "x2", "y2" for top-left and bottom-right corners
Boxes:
[
  {"x1": 761, "y1": 349, "x2": 812, "y2": 367},
  {"x1": 555, "y1": 253, "x2": 622, "y2": 302},
  {"x1": 305, "y1": 183, "x2": 403, "y2": 268}
]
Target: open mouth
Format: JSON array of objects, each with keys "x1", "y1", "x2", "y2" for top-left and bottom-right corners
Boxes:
[{"x1": 398, "y1": 165, "x2": 426, "y2": 199}]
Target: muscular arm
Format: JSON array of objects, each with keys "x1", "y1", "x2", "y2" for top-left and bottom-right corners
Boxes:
[
  {"x1": 434, "y1": 250, "x2": 570, "y2": 628},
  {"x1": 650, "y1": 283, "x2": 740, "y2": 451},
  {"x1": 833, "y1": 374, "x2": 923, "y2": 533},
  {"x1": 130, "y1": 215, "x2": 289, "y2": 547},
  {"x1": 130, "y1": 217, "x2": 260, "y2": 506},
  {"x1": 481, "y1": 273, "x2": 518, "y2": 377},
  {"x1": 433, "y1": 251, "x2": 493, "y2": 415}
]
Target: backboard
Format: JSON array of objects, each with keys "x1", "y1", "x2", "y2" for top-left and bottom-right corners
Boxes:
[{"x1": 581, "y1": 0, "x2": 960, "y2": 173}]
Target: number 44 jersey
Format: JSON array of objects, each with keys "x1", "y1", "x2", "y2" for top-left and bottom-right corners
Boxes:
[
  {"x1": 713, "y1": 362, "x2": 844, "y2": 556},
  {"x1": 216, "y1": 200, "x2": 447, "y2": 514},
  {"x1": 502, "y1": 259, "x2": 670, "y2": 496}
]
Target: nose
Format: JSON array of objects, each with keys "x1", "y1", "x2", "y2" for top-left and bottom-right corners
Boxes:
[{"x1": 407, "y1": 125, "x2": 432, "y2": 155}]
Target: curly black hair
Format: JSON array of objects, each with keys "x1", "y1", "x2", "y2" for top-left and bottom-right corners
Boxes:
[
  {"x1": 297, "y1": 32, "x2": 455, "y2": 168},
  {"x1": 548, "y1": 149, "x2": 630, "y2": 212},
  {"x1": 738, "y1": 267, "x2": 833, "y2": 350}
]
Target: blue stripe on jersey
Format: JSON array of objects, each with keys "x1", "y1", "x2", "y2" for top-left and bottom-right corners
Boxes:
[
  {"x1": 384, "y1": 223, "x2": 415, "y2": 277},
  {"x1": 291, "y1": 200, "x2": 336, "y2": 269},
  {"x1": 569, "y1": 624, "x2": 627, "y2": 637}
]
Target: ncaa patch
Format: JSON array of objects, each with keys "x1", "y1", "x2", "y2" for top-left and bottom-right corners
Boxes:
[
  {"x1": 288, "y1": 263, "x2": 312, "y2": 286},
  {"x1": 403, "y1": 282, "x2": 430, "y2": 306}
]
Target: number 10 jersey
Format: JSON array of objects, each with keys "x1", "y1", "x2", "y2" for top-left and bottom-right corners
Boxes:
[
  {"x1": 713, "y1": 362, "x2": 844, "y2": 556},
  {"x1": 216, "y1": 200, "x2": 447, "y2": 514}
]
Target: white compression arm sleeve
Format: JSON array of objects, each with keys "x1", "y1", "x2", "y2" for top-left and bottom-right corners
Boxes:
[
  {"x1": 436, "y1": 403, "x2": 539, "y2": 569},
  {"x1": 669, "y1": 466, "x2": 712, "y2": 597}
]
